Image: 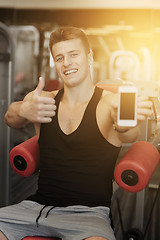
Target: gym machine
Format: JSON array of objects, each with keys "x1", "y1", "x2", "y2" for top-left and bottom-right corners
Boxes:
[
  {"x1": 97, "y1": 79, "x2": 160, "y2": 240},
  {"x1": 0, "y1": 22, "x2": 14, "y2": 207}
]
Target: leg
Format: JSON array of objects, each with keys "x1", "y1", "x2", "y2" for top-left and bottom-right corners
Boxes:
[
  {"x1": 0, "y1": 231, "x2": 7, "y2": 240},
  {"x1": 44, "y1": 206, "x2": 115, "y2": 240},
  {"x1": 0, "y1": 201, "x2": 57, "y2": 239}
]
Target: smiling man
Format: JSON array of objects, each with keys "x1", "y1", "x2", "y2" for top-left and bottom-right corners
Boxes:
[{"x1": 2, "y1": 26, "x2": 153, "y2": 240}]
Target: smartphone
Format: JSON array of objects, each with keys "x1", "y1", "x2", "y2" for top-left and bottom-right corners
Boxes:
[{"x1": 117, "y1": 86, "x2": 138, "y2": 127}]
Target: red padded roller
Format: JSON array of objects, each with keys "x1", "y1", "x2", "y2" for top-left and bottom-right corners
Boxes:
[
  {"x1": 96, "y1": 79, "x2": 131, "y2": 93},
  {"x1": 9, "y1": 136, "x2": 39, "y2": 177},
  {"x1": 114, "y1": 141, "x2": 159, "y2": 192},
  {"x1": 22, "y1": 237, "x2": 61, "y2": 240},
  {"x1": 96, "y1": 83, "x2": 121, "y2": 93}
]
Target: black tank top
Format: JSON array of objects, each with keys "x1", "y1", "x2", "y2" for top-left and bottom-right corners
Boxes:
[{"x1": 30, "y1": 87, "x2": 121, "y2": 207}]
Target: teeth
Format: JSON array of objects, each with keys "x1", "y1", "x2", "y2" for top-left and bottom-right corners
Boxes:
[{"x1": 64, "y1": 69, "x2": 77, "y2": 75}]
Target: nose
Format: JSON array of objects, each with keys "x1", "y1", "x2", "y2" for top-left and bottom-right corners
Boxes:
[{"x1": 63, "y1": 56, "x2": 71, "y2": 66}]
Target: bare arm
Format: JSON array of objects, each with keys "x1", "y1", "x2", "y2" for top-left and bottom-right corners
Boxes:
[
  {"x1": 4, "y1": 77, "x2": 56, "y2": 130},
  {"x1": 112, "y1": 122, "x2": 140, "y2": 143},
  {"x1": 4, "y1": 100, "x2": 30, "y2": 128}
]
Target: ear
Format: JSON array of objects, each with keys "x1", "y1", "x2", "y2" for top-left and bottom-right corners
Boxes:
[{"x1": 88, "y1": 49, "x2": 93, "y2": 66}]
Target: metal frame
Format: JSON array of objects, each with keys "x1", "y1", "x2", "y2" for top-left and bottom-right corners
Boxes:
[{"x1": 0, "y1": 22, "x2": 14, "y2": 206}]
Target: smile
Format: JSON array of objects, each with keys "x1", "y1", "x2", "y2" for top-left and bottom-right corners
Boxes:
[{"x1": 64, "y1": 69, "x2": 78, "y2": 75}]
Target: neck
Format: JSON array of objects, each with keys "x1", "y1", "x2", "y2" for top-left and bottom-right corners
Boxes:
[{"x1": 62, "y1": 80, "x2": 95, "y2": 106}]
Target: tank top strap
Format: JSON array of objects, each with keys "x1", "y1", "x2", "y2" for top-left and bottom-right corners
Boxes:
[
  {"x1": 89, "y1": 87, "x2": 103, "y2": 108},
  {"x1": 54, "y1": 88, "x2": 64, "y2": 107},
  {"x1": 54, "y1": 87, "x2": 103, "y2": 107}
]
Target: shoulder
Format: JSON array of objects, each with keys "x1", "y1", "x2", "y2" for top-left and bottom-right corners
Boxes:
[
  {"x1": 96, "y1": 90, "x2": 115, "y2": 121},
  {"x1": 98, "y1": 89, "x2": 116, "y2": 110}
]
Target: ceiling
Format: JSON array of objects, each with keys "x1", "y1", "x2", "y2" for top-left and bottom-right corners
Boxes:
[
  {"x1": 1, "y1": 0, "x2": 160, "y2": 32},
  {"x1": 0, "y1": 0, "x2": 160, "y2": 10},
  {"x1": 1, "y1": 0, "x2": 160, "y2": 65},
  {"x1": 0, "y1": 8, "x2": 159, "y2": 30}
]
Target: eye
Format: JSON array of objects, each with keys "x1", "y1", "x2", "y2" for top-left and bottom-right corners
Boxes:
[
  {"x1": 71, "y1": 53, "x2": 79, "y2": 57},
  {"x1": 55, "y1": 56, "x2": 63, "y2": 62}
]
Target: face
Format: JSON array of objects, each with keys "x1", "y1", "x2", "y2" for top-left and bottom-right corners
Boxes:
[{"x1": 52, "y1": 38, "x2": 92, "y2": 88}]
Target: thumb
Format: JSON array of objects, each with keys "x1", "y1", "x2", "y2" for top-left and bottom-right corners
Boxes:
[{"x1": 34, "y1": 77, "x2": 45, "y2": 96}]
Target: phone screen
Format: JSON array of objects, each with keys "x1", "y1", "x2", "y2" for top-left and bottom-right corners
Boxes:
[{"x1": 120, "y1": 92, "x2": 136, "y2": 120}]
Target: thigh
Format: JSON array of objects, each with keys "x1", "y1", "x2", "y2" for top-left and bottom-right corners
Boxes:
[
  {"x1": 0, "y1": 200, "x2": 43, "y2": 221},
  {"x1": 43, "y1": 206, "x2": 116, "y2": 240},
  {"x1": 0, "y1": 201, "x2": 57, "y2": 240}
]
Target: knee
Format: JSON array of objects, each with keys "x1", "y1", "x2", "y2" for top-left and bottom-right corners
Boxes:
[{"x1": 0, "y1": 231, "x2": 7, "y2": 240}]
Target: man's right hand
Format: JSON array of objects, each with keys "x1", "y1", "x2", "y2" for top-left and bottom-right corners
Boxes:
[{"x1": 19, "y1": 77, "x2": 56, "y2": 123}]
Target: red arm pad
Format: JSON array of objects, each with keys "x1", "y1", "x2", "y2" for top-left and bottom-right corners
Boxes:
[
  {"x1": 9, "y1": 136, "x2": 39, "y2": 177},
  {"x1": 22, "y1": 237, "x2": 60, "y2": 240},
  {"x1": 96, "y1": 83, "x2": 120, "y2": 93},
  {"x1": 114, "y1": 141, "x2": 159, "y2": 192}
]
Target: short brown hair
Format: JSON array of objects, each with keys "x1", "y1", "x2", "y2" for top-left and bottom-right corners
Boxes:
[{"x1": 49, "y1": 26, "x2": 90, "y2": 55}]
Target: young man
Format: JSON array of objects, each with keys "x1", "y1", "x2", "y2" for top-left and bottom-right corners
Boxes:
[{"x1": 2, "y1": 27, "x2": 152, "y2": 240}]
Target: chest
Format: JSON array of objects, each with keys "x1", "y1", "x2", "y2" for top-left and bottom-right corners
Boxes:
[{"x1": 58, "y1": 102, "x2": 88, "y2": 135}]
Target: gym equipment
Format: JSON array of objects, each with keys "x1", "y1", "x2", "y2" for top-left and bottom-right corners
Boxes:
[
  {"x1": 109, "y1": 50, "x2": 140, "y2": 82},
  {"x1": 9, "y1": 25, "x2": 39, "y2": 90},
  {"x1": 0, "y1": 22, "x2": 14, "y2": 206},
  {"x1": 9, "y1": 136, "x2": 39, "y2": 177},
  {"x1": 114, "y1": 141, "x2": 159, "y2": 192},
  {"x1": 95, "y1": 49, "x2": 160, "y2": 239},
  {"x1": 46, "y1": 79, "x2": 63, "y2": 91},
  {"x1": 114, "y1": 140, "x2": 159, "y2": 239},
  {"x1": 10, "y1": 137, "x2": 159, "y2": 192},
  {"x1": 9, "y1": 137, "x2": 160, "y2": 240},
  {"x1": 124, "y1": 228, "x2": 144, "y2": 240},
  {"x1": 22, "y1": 237, "x2": 60, "y2": 240},
  {"x1": 116, "y1": 186, "x2": 160, "y2": 240},
  {"x1": 96, "y1": 78, "x2": 129, "y2": 93},
  {"x1": 10, "y1": 139, "x2": 62, "y2": 240},
  {"x1": 96, "y1": 79, "x2": 160, "y2": 98}
]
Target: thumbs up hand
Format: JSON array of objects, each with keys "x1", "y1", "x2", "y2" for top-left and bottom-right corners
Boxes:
[
  {"x1": 19, "y1": 77, "x2": 56, "y2": 123},
  {"x1": 34, "y1": 76, "x2": 45, "y2": 97}
]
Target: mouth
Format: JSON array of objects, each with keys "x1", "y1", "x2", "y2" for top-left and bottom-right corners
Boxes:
[{"x1": 63, "y1": 68, "x2": 78, "y2": 76}]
